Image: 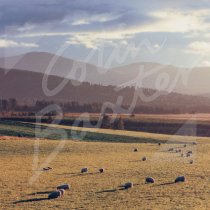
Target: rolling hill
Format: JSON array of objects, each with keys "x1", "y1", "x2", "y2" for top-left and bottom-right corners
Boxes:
[
  {"x1": 1, "y1": 52, "x2": 210, "y2": 95},
  {"x1": 1, "y1": 67, "x2": 210, "y2": 113}
]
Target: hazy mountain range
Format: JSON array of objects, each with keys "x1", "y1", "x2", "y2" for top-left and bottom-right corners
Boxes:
[
  {"x1": 1, "y1": 52, "x2": 210, "y2": 113},
  {"x1": 1, "y1": 52, "x2": 210, "y2": 96},
  {"x1": 1, "y1": 51, "x2": 210, "y2": 113},
  {"x1": 1, "y1": 67, "x2": 210, "y2": 114}
]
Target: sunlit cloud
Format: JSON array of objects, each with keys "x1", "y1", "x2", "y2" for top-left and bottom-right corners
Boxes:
[
  {"x1": 65, "y1": 31, "x2": 133, "y2": 49},
  {"x1": 0, "y1": 39, "x2": 38, "y2": 48},
  {"x1": 188, "y1": 41, "x2": 210, "y2": 54},
  {"x1": 201, "y1": 60, "x2": 210, "y2": 67},
  {"x1": 15, "y1": 8, "x2": 210, "y2": 50},
  {"x1": 71, "y1": 20, "x2": 90, "y2": 26},
  {"x1": 71, "y1": 13, "x2": 122, "y2": 26},
  {"x1": 2, "y1": 0, "x2": 210, "y2": 67}
]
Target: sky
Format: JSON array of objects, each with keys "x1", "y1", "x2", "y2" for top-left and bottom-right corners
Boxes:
[{"x1": 1, "y1": 0, "x2": 210, "y2": 68}]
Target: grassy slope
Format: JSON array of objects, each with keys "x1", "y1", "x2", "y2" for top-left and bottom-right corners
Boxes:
[
  {"x1": 0, "y1": 120, "x2": 164, "y2": 143},
  {"x1": 1, "y1": 139, "x2": 210, "y2": 210},
  {"x1": 38, "y1": 122, "x2": 203, "y2": 144},
  {"x1": 5, "y1": 113, "x2": 210, "y2": 137},
  {"x1": 0, "y1": 120, "x2": 208, "y2": 144}
]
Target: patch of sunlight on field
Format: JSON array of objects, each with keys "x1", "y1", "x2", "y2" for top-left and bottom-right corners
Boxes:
[
  {"x1": 36, "y1": 122, "x2": 209, "y2": 144},
  {"x1": 1, "y1": 138, "x2": 210, "y2": 210}
]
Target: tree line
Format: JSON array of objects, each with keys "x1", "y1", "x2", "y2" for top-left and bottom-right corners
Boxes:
[{"x1": 1, "y1": 98, "x2": 210, "y2": 115}]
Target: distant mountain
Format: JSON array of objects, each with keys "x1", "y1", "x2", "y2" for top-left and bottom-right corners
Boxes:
[
  {"x1": 110, "y1": 63, "x2": 210, "y2": 95},
  {"x1": 0, "y1": 52, "x2": 210, "y2": 95},
  {"x1": 1, "y1": 67, "x2": 210, "y2": 113},
  {"x1": 0, "y1": 52, "x2": 106, "y2": 83}
]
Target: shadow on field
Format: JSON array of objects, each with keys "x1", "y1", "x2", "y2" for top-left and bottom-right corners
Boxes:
[
  {"x1": 129, "y1": 160, "x2": 141, "y2": 163},
  {"x1": 28, "y1": 191, "x2": 54, "y2": 196},
  {"x1": 155, "y1": 181, "x2": 175, "y2": 186},
  {"x1": 96, "y1": 187, "x2": 137, "y2": 193},
  {"x1": 96, "y1": 189, "x2": 117, "y2": 193},
  {"x1": 13, "y1": 197, "x2": 48, "y2": 204},
  {"x1": 57, "y1": 172, "x2": 78, "y2": 175},
  {"x1": 57, "y1": 172, "x2": 100, "y2": 177},
  {"x1": 96, "y1": 183, "x2": 142, "y2": 194}
]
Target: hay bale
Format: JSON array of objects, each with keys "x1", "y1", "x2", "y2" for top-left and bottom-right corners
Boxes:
[
  {"x1": 81, "y1": 167, "x2": 88, "y2": 173},
  {"x1": 57, "y1": 184, "x2": 70, "y2": 190},
  {"x1": 99, "y1": 168, "x2": 104, "y2": 173},
  {"x1": 43, "y1": 167, "x2": 53, "y2": 171},
  {"x1": 145, "y1": 177, "x2": 155, "y2": 183},
  {"x1": 175, "y1": 176, "x2": 185, "y2": 183},
  {"x1": 124, "y1": 182, "x2": 133, "y2": 189},
  {"x1": 48, "y1": 191, "x2": 61, "y2": 199},
  {"x1": 186, "y1": 151, "x2": 192, "y2": 157},
  {"x1": 186, "y1": 153, "x2": 191, "y2": 157},
  {"x1": 142, "y1": 156, "x2": 147, "y2": 161}
]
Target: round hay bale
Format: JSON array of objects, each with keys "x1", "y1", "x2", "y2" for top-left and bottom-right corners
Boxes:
[
  {"x1": 48, "y1": 191, "x2": 61, "y2": 199},
  {"x1": 145, "y1": 177, "x2": 155, "y2": 184},
  {"x1": 142, "y1": 156, "x2": 147, "y2": 161},
  {"x1": 81, "y1": 167, "x2": 88, "y2": 173},
  {"x1": 99, "y1": 168, "x2": 104, "y2": 173},
  {"x1": 175, "y1": 176, "x2": 185, "y2": 183},
  {"x1": 43, "y1": 167, "x2": 52, "y2": 171},
  {"x1": 124, "y1": 182, "x2": 133, "y2": 189},
  {"x1": 57, "y1": 184, "x2": 70, "y2": 190}
]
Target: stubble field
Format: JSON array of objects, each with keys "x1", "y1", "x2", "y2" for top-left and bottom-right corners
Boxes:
[{"x1": 1, "y1": 135, "x2": 210, "y2": 210}]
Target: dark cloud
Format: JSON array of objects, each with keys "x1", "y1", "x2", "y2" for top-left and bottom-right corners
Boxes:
[
  {"x1": 0, "y1": 0, "x2": 161, "y2": 35},
  {"x1": 0, "y1": 0, "x2": 120, "y2": 29},
  {"x1": 1, "y1": 0, "x2": 209, "y2": 36}
]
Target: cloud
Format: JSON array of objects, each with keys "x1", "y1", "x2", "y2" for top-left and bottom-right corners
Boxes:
[
  {"x1": 153, "y1": 44, "x2": 160, "y2": 49},
  {"x1": 0, "y1": 39, "x2": 38, "y2": 48},
  {"x1": 187, "y1": 41, "x2": 210, "y2": 54},
  {"x1": 2, "y1": 0, "x2": 210, "y2": 70},
  {"x1": 70, "y1": 13, "x2": 123, "y2": 26},
  {"x1": 64, "y1": 8, "x2": 210, "y2": 49},
  {"x1": 65, "y1": 31, "x2": 133, "y2": 49},
  {"x1": 13, "y1": 7, "x2": 210, "y2": 50},
  {"x1": 71, "y1": 20, "x2": 90, "y2": 26},
  {"x1": 1, "y1": 0, "x2": 210, "y2": 38},
  {"x1": 201, "y1": 60, "x2": 210, "y2": 67},
  {"x1": 146, "y1": 9, "x2": 210, "y2": 33},
  {"x1": 0, "y1": 0, "x2": 126, "y2": 33}
]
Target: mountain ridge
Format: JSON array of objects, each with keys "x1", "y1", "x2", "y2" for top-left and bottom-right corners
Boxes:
[
  {"x1": 1, "y1": 66, "x2": 210, "y2": 113},
  {"x1": 0, "y1": 51, "x2": 210, "y2": 96}
]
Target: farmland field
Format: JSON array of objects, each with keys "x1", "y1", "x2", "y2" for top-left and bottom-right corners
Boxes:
[
  {"x1": 1, "y1": 137, "x2": 210, "y2": 210},
  {"x1": 1, "y1": 117, "x2": 210, "y2": 210},
  {"x1": 3, "y1": 1, "x2": 210, "y2": 209},
  {"x1": 4, "y1": 113, "x2": 210, "y2": 137}
]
